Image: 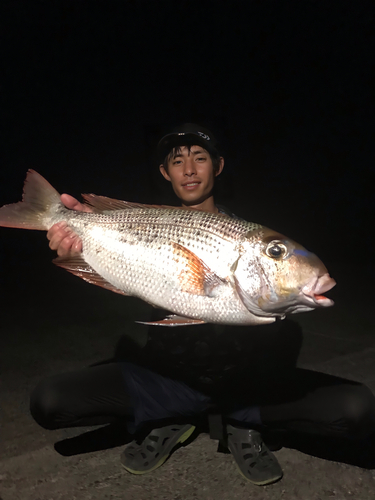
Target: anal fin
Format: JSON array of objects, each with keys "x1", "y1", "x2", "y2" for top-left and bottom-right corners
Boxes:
[
  {"x1": 53, "y1": 255, "x2": 128, "y2": 296},
  {"x1": 136, "y1": 315, "x2": 206, "y2": 327}
]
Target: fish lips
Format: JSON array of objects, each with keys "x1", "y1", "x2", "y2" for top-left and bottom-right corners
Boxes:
[{"x1": 301, "y1": 273, "x2": 336, "y2": 307}]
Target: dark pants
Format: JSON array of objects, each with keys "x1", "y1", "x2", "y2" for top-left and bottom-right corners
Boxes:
[{"x1": 30, "y1": 361, "x2": 375, "y2": 441}]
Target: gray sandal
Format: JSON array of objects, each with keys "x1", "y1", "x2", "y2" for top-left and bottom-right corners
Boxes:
[
  {"x1": 226, "y1": 425, "x2": 283, "y2": 485},
  {"x1": 121, "y1": 424, "x2": 196, "y2": 474}
]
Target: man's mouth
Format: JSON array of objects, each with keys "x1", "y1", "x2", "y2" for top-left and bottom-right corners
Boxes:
[{"x1": 182, "y1": 182, "x2": 201, "y2": 189}]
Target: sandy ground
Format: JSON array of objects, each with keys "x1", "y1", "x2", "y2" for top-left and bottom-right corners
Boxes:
[{"x1": 1, "y1": 255, "x2": 375, "y2": 500}]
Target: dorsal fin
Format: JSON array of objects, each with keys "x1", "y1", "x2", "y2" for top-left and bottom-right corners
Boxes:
[
  {"x1": 53, "y1": 254, "x2": 128, "y2": 296},
  {"x1": 81, "y1": 193, "x2": 189, "y2": 213}
]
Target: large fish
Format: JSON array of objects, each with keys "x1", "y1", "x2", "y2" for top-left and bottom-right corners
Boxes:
[{"x1": 0, "y1": 170, "x2": 335, "y2": 326}]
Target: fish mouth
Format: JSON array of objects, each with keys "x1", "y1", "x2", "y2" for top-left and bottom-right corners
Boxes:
[{"x1": 301, "y1": 273, "x2": 336, "y2": 307}]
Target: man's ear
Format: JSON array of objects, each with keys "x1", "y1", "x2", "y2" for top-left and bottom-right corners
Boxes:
[
  {"x1": 215, "y1": 157, "x2": 225, "y2": 177},
  {"x1": 159, "y1": 164, "x2": 171, "y2": 181}
]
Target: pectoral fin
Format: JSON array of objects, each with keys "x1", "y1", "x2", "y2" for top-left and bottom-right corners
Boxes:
[
  {"x1": 172, "y1": 242, "x2": 227, "y2": 297},
  {"x1": 137, "y1": 315, "x2": 206, "y2": 327},
  {"x1": 53, "y1": 255, "x2": 128, "y2": 296}
]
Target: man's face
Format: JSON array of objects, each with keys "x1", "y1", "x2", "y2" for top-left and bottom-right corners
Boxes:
[{"x1": 159, "y1": 145, "x2": 223, "y2": 206}]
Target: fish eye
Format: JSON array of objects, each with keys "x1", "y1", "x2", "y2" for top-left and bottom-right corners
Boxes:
[{"x1": 265, "y1": 241, "x2": 288, "y2": 260}]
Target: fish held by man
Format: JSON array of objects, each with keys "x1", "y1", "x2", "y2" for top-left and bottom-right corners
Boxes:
[{"x1": 0, "y1": 170, "x2": 336, "y2": 326}]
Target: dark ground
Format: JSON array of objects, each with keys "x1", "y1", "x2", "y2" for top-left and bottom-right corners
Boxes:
[{"x1": 1, "y1": 1, "x2": 375, "y2": 498}]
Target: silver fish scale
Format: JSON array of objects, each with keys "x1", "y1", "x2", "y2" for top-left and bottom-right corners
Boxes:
[
  {"x1": 94, "y1": 207, "x2": 258, "y2": 237},
  {"x1": 56, "y1": 206, "x2": 267, "y2": 325}
]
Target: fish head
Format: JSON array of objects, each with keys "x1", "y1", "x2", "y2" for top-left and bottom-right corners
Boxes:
[{"x1": 233, "y1": 228, "x2": 336, "y2": 318}]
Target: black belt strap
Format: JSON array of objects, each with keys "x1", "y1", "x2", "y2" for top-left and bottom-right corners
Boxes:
[
  {"x1": 208, "y1": 413, "x2": 224, "y2": 440},
  {"x1": 208, "y1": 413, "x2": 229, "y2": 453}
]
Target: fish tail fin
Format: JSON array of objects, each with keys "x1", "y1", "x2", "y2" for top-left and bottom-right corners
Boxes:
[{"x1": 0, "y1": 169, "x2": 62, "y2": 230}]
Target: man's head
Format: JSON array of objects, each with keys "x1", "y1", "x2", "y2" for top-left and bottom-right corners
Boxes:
[{"x1": 157, "y1": 124, "x2": 224, "y2": 211}]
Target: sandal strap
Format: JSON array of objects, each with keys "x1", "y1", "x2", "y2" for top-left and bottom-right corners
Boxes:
[
  {"x1": 121, "y1": 424, "x2": 195, "y2": 474},
  {"x1": 226, "y1": 425, "x2": 283, "y2": 486}
]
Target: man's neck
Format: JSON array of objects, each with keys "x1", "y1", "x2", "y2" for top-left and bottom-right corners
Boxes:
[{"x1": 181, "y1": 196, "x2": 218, "y2": 214}]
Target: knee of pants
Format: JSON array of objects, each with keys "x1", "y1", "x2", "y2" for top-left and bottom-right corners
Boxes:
[
  {"x1": 340, "y1": 385, "x2": 375, "y2": 439},
  {"x1": 30, "y1": 377, "x2": 65, "y2": 430}
]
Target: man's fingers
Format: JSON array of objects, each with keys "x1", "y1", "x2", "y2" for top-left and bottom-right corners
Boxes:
[
  {"x1": 47, "y1": 221, "x2": 83, "y2": 257},
  {"x1": 49, "y1": 228, "x2": 74, "y2": 251},
  {"x1": 71, "y1": 237, "x2": 83, "y2": 254},
  {"x1": 47, "y1": 224, "x2": 72, "y2": 248},
  {"x1": 60, "y1": 193, "x2": 92, "y2": 213},
  {"x1": 46, "y1": 191, "x2": 89, "y2": 256},
  {"x1": 55, "y1": 235, "x2": 82, "y2": 257},
  {"x1": 47, "y1": 221, "x2": 67, "y2": 242}
]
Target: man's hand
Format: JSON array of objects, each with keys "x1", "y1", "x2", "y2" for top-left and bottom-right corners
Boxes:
[{"x1": 47, "y1": 194, "x2": 92, "y2": 257}]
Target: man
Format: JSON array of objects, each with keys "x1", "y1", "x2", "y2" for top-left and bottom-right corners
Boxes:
[{"x1": 31, "y1": 124, "x2": 375, "y2": 486}]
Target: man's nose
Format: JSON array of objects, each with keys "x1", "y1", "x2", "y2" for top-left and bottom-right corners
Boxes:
[{"x1": 184, "y1": 159, "x2": 196, "y2": 175}]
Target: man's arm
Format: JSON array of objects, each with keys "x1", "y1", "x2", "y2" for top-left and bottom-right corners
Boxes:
[{"x1": 47, "y1": 194, "x2": 92, "y2": 257}]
